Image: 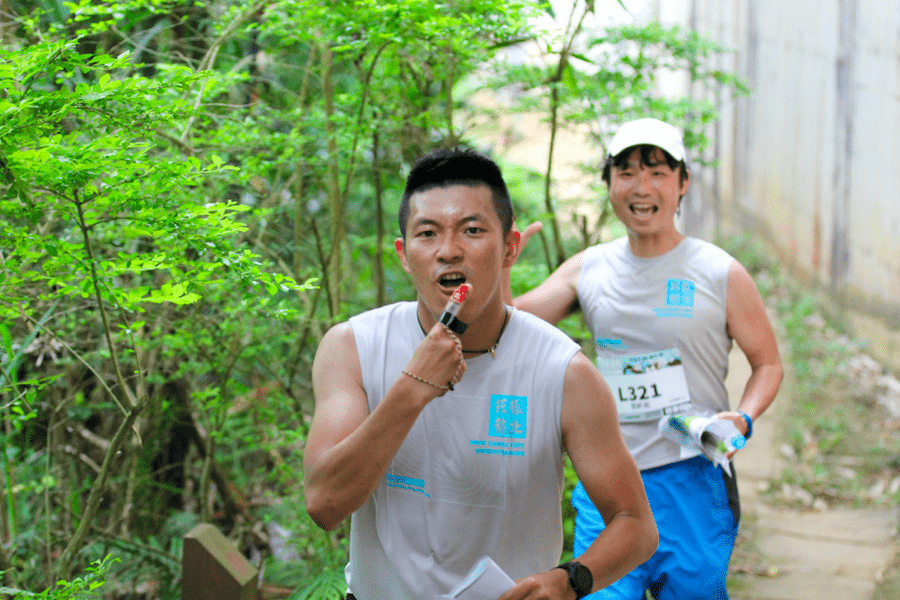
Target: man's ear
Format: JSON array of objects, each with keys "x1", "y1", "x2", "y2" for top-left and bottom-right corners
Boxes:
[
  {"x1": 680, "y1": 168, "x2": 691, "y2": 197},
  {"x1": 502, "y1": 230, "x2": 521, "y2": 269},
  {"x1": 395, "y1": 238, "x2": 411, "y2": 273}
]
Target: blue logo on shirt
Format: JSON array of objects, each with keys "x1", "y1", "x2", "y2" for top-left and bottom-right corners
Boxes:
[
  {"x1": 654, "y1": 279, "x2": 695, "y2": 318},
  {"x1": 489, "y1": 394, "x2": 528, "y2": 438},
  {"x1": 666, "y1": 279, "x2": 695, "y2": 306},
  {"x1": 597, "y1": 337, "x2": 628, "y2": 350},
  {"x1": 386, "y1": 473, "x2": 430, "y2": 497}
]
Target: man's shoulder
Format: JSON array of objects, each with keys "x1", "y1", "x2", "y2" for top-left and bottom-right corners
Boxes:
[
  {"x1": 349, "y1": 301, "x2": 416, "y2": 326},
  {"x1": 589, "y1": 236, "x2": 628, "y2": 252},
  {"x1": 577, "y1": 237, "x2": 629, "y2": 279},
  {"x1": 684, "y1": 236, "x2": 733, "y2": 259},
  {"x1": 681, "y1": 237, "x2": 735, "y2": 272},
  {"x1": 347, "y1": 302, "x2": 417, "y2": 356},
  {"x1": 583, "y1": 236, "x2": 629, "y2": 261}
]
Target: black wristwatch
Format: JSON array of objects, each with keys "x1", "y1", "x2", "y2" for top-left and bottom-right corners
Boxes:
[{"x1": 555, "y1": 560, "x2": 593, "y2": 599}]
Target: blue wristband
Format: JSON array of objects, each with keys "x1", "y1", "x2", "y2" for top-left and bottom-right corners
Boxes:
[{"x1": 738, "y1": 411, "x2": 753, "y2": 439}]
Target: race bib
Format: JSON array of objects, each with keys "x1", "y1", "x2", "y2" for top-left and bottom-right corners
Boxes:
[{"x1": 597, "y1": 349, "x2": 693, "y2": 423}]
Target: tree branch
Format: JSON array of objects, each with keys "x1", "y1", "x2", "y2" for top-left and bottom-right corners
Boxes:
[
  {"x1": 56, "y1": 401, "x2": 144, "y2": 579},
  {"x1": 180, "y1": 0, "x2": 274, "y2": 143},
  {"x1": 73, "y1": 191, "x2": 138, "y2": 411}
]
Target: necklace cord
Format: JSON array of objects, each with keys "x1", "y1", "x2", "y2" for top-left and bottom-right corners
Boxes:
[
  {"x1": 461, "y1": 307, "x2": 509, "y2": 356},
  {"x1": 416, "y1": 307, "x2": 510, "y2": 357}
]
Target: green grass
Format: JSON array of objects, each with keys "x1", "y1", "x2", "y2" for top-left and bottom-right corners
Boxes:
[{"x1": 720, "y1": 234, "x2": 900, "y2": 509}]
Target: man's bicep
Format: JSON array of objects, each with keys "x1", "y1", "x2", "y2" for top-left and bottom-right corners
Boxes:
[
  {"x1": 562, "y1": 354, "x2": 645, "y2": 519},
  {"x1": 726, "y1": 260, "x2": 780, "y2": 367},
  {"x1": 305, "y1": 323, "x2": 370, "y2": 469}
]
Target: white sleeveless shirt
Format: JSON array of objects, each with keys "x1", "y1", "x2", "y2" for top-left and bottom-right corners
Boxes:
[
  {"x1": 346, "y1": 302, "x2": 579, "y2": 600},
  {"x1": 577, "y1": 237, "x2": 734, "y2": 471}
]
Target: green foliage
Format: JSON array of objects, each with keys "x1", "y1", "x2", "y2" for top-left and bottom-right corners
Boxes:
[
  {"x1": 83, "y1": 531, "x2": 182, "y2": 599},
  {"x1": 721, "y1": 234, "x2": 900, "y2": 509},
  {"x1": 580, "y1": 21, "x2": 749, "y2": 149},
  {"x1": 559, "y1": 455, "x2": 579, "y2": 564},
  {"x1": 0, "y1": 2, "x2": 315, "y2": 586},
  {"x1": 0, "y1": 0, "x2": 752, "y2": 594},
  {"x1": 0, "y1": 39, "x2": 300, "y2": 318},
  {"x1": 0, "y1": 556, "x2": 116, "y2": 599},
  {"x1": 482, "y1": 16, "x2": 749, "y2": 254},
  {"x1": 288, "y1": 569, "x2": 345, "y2": 600}
]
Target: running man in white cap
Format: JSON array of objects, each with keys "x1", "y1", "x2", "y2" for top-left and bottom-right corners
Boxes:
[{"x1": 506, "y1": 118, "x2": 783, "y2": 599}]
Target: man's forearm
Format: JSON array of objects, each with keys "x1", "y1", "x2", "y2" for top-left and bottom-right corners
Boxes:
[
  {"x1": 577, "y1": 511, "x2": 659, "y2": 593},
  {"x1": 304, "y1": 379, "x2": 431, "y2": 530},
  {"x1": 738, "y1": 361, "x2": 784, "y2": 420}
]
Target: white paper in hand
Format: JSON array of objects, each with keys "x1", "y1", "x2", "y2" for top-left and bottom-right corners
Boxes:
[
  {"x1": 438, "y1": 556, "x2": 515, "y2": 600},
  {"x1": 658, "y1": 414, "x2": 746, "y2": 477}
]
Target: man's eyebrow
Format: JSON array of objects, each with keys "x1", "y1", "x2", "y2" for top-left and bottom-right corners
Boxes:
[
  {"x1": 410, "y1": 214, "x2": 487, "y2": 229},
  {"x1": 458, "y1": 214, "x2": 487, "y2": 225},
  {"x1": 617, "y1": 159, "x2": 666, "y2": 170},
  {"x1": 410, "y1": 217, "x2": 441, "y2": 229}
]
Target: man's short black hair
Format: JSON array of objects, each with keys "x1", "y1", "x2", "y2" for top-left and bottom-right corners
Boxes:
[
  {"x1": 398, "y1": 148, "x2": 513, "y2": 239},
  {"x1": 601, "y1": 144, "x2": 689, "y2": 187}
]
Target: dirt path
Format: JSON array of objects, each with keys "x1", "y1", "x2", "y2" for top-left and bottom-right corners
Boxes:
[{"x1": 726, "y1": 347, "x2": 899, "y2": 599}]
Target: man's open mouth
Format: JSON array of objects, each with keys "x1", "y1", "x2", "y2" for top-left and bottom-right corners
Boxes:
[
  {"x1": 630, "y1": 203, "x2": 658, "y2": 215},
  {"x1": 438, "y1": 273, "x2": 467, "y2": 289}
]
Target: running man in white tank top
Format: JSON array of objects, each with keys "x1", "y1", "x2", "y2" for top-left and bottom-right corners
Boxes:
[
  {"x1": 506, "y1": 119, "x2": 783, "y2": 600},
  {"x1": 304, "y1": 148, "x2": 658, "y2": 600}
]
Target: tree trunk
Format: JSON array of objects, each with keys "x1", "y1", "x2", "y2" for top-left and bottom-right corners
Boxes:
[
  {"x1": 372, "y1": 124, "x2": 386, "y2": 306},
  {"x1": 322, "y1": 41, "x2": 344, "y2": 319}
]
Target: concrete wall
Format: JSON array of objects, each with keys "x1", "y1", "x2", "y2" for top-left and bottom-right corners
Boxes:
[{"x1": 663, "y1": 0, "x2": 900, "y2": 372}]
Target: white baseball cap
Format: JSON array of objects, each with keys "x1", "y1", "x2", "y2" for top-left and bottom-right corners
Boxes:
[{"x1": 607, "y1": 118, "x2": 686, "y2": 162}]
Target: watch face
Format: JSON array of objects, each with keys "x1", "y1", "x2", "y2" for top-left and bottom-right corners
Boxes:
[{"x1": 572, "y1": 563, "x2": 593, "y2": 593}]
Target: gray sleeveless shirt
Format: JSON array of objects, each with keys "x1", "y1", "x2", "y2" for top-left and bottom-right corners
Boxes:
[
  {"x1": 346, "y1": 302, "x2": 579, "y2": 600},
  {"x1": 577, "y1": 237, "x2": 734, "y2": 470}
]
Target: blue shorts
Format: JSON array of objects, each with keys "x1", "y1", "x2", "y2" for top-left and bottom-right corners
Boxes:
[{"x1": 573, "y1": 455, "x2": 740, "y2": 600}]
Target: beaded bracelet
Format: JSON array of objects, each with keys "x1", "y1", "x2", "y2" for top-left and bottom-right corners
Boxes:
[
  {"x1": 402, "y1": 324, "x2": 464, "y2": 392},
  {"x1": 402, "y1": 370, "x2": 449, "y2": 391}
]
